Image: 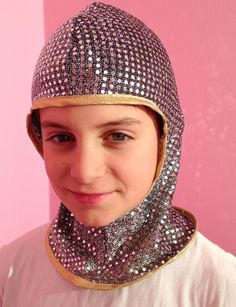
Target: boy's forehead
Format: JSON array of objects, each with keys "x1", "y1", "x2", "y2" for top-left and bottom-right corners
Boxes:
[
  {"x1": 40, "y1": 104, "x2": 154, "y2": 119},
  {"x1": 39, "y1": 104, "x2": 159, "y2": 131}
]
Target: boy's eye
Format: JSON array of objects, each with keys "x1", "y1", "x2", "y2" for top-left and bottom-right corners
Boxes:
[
  {"x1": 47, "y1": 134, "x2": 74, "y2": 143},
  {"x1": 108, "y1": 132, "x2": 132, "y2": 142}
]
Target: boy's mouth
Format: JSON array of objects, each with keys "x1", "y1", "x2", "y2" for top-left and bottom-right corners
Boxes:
[{"x1": 70, "y1": 190, "x2": 113, "y2": 206}]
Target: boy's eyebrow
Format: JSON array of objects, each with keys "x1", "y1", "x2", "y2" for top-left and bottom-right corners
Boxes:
[
  {"x1": 41, "y1": 121, "x2": 71, "y2": 130},
  {"x1": 95, "y1": 117, "x2": 142, "y2": 128},
  {"x1": 40, "y1": 117, "x2": 142, "y2": 129}
]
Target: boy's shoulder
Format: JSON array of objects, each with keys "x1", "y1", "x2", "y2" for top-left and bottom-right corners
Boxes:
[
  {"x1": 153, "y1": 231, "x2": 236, "y2": 305},
  {"x1": 0, "y1": 223, "x2": 49, "y2": 255},
  {"x1": 183, "y1": 231, "x2": 236, "y2": 301},
  {"x1": 0, "y1": 224, "x2": 49, "y2": 279},
  {"x1": 0, "y1": 223, "x2": 67, "y2": 306},
  {"x1": 194, "y1": 231, "x2": 236, "y2": 266},
  {"x1": 183, "y1": 231, "x2": 236, "y2": 276},
  {"x1": 163, "y1": 231, "x2": 236, "y2": 279}
]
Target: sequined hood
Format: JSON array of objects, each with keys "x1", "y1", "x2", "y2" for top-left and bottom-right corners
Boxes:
[{"x1": 27, "y1": 2, "x2": 196, "y2": 290}]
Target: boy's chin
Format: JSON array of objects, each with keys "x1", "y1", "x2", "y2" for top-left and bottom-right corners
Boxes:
[
  {"x1": 73, "y1": 210, "x2": 127, "y2": 228},
  {"x1": 74, "y1": 215, "x2": 117, "y2": 228}
]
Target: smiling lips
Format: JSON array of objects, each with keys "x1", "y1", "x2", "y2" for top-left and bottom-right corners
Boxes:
[{"x1": 70, "y1": 190, "x2": 113, "y2": 206}]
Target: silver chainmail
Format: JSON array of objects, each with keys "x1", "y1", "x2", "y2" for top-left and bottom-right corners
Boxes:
[{"x1": 29, "y1": 2, "x2": 196, "y2": 287}]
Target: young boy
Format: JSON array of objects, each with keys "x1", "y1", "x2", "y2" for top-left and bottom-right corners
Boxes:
[{"x1": 1, "y1": 2, "x2": 235, "y2": 306}]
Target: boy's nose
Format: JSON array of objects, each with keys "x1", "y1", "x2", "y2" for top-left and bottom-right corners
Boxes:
[{"x1": 69, "y1": 142, "x2": 106, "y2": 184}]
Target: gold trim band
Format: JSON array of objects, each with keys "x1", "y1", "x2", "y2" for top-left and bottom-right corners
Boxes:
[{"x1": 31, "y1": 94, "x2": 164, "y2": 112}]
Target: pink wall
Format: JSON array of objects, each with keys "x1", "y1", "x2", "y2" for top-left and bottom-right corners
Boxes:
[
  {"x1": 0, "y1": 1, "x2": 48, "y2": 247},
  {"x1": 44, "y1": 0, "x2": 236, "y2": 256}
]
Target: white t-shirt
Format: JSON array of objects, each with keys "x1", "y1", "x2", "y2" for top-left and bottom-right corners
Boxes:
[{"x1": 0, "y1": 224, "x2": 235, "y2": 307}]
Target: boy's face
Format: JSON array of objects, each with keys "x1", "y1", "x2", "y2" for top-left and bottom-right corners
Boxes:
[{"x1": 40, "y1": 104, "x2": 159, "y2": 227}]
